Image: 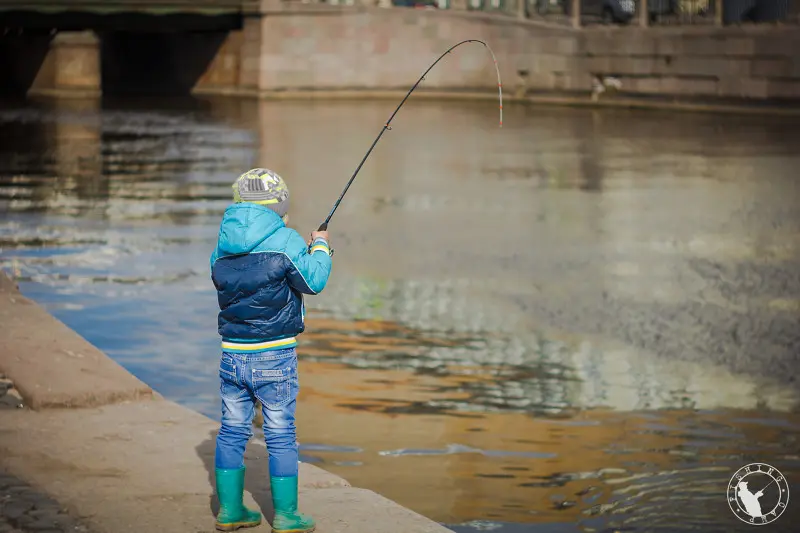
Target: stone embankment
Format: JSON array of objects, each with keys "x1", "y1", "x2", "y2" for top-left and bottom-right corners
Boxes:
[{"x1": 0, "y1": 271, "x2": 450, "y2": 533}]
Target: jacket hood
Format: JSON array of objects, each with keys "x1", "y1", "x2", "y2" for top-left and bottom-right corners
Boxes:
[{"x1": 216, "y1": 203, "x2": 285, "y2": 256}]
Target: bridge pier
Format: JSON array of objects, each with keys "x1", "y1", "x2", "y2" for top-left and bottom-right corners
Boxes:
[
  {"x1": 28, "y1": 31, "x2": 101, "y2": 99},
  {"x1": 191, "y1": 15, "x2": 262, "y2": 96}
]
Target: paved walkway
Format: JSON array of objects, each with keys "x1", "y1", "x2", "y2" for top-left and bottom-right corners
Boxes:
[
  {"x1": 1, "y1": 375, "x2": 90, "y2": 533},
  {"x1": 0, "y1": 376, "x2": 22, "y2": 410},
  {"x1": 0, "y1": 470, "x2": 91, "y2": 533},
  {"x1": 0, "y1": 272, "x2": 452, "y2": 533},
  {"x1": 0, "y1": 395, "x2": 451, "y2": 533}
]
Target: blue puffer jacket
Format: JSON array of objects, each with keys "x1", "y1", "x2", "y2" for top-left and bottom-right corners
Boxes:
[{"x1": 210, "y1": 203, "x2": 332, "y2": 352}]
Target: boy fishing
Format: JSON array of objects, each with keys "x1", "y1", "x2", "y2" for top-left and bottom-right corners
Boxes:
[{"x1": 210, "y1": 168, "x2": 333, "y2": 532}]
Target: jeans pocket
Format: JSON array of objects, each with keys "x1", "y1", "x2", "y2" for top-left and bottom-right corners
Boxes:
[
  {"x1": 220, "y1": 354, "x2": 236, "y2": 378},
  {"x1": 219, "y1": 354, "x2": 245, "y2": 400},
  {"x1": 252, "y1": 357, "x2": 296, "y2": 410}
]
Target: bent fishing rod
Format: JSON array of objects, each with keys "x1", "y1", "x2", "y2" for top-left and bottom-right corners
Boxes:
[{"x1": 315, "y1": 39, "x2": 503, "y2": 234}]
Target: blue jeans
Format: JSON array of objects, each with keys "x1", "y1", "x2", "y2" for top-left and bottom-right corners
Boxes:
[{"x1": 215, "y1": 348, "x2": 299, "y2": 477}]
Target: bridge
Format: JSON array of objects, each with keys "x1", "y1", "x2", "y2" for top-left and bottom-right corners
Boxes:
[
  {"x1": 0, "y1": 0, "x2": 251, "y2": 31},
  {"x1": 0, "y1": 0, "x2": 254, "y2": 15},
  {"x1": 0, "y1": 0, "x2": 256, "y2": 96},
  {"x1": 0, "y1": 0, "x2": 798, "y2": 102}
]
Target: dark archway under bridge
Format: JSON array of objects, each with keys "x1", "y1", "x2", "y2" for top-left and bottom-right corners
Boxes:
[{"x1": 0, "y1": 2, "x2": 246, "y2": 97}]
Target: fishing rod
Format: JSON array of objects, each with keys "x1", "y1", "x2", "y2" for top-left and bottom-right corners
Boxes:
[{"x1": 315, "y1": 39, "x2": 503, "y2": 234}]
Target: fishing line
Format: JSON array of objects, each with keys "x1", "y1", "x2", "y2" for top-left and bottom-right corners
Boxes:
[
  {"x1": 756, "y1": 476, "x2": 777, "y2": 495},
  {"x1": 315, "y1": 39, "x2": 503, "y2": 234}
]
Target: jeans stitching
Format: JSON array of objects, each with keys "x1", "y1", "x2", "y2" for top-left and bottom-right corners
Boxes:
[
  {"x1": 252, "y1": 368, "x2": 285, "y2": 379},
  {"x1": 248, "y1": 350, "x2": 296, "y2": 362},
  {"x1": 219, "y1": 350, "x2": 297, "y2": 409},
  {"x1": 253, "y1": 376, "x2": 293, "y2": 410},
  {"x1": 254, "y1": 388, "x2": 292, "y2": 410},
  {"x1": 220, "y1": 379, "x2": 249, "y2": 401}
]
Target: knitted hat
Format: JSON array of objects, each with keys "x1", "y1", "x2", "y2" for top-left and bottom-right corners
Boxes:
[{"x1": 232, "y1": 168, "x2": 289, "y2": 218}]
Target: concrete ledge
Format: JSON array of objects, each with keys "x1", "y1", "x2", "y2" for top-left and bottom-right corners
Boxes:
[
  {"x1": 0, "y1": 273, "x2": 153, "y2": 409},
  {"x1": 298, "y1": 487, "x2": 454, "y2": 533},
  {"x1": 191, "y1": 86, "x2": 800, "y2": 117}
]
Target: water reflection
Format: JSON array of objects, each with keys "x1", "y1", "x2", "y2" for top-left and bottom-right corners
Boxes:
[
  {"x1": 293, "y1": 332, "x2": 800, "y2": 531},
  {"x1": 301, "y1": 301, "x2": 798, "y2": 415},
  {"x1": 1, "y1": 96, "x2": 799, "y2": 533},
  {"x1": 0, "y1": 97, "x2": 255, "y2": 221}
]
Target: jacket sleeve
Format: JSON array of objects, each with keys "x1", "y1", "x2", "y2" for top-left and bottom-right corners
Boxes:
[{"x1": 284, "y1": 230, "x2": 332, "y2": 295}]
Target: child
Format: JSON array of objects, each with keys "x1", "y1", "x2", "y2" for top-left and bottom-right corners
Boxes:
[{"x1": 210, "y1": 168, "x2": 333, "y2": 532}]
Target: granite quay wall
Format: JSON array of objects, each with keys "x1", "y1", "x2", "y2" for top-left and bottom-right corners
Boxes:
[
  {"x1": 1, "y1": 6, "x2": 798, "y2": 106},
  {"x1": 197, "y1": 7, "x2": 800, "y2": 103}
]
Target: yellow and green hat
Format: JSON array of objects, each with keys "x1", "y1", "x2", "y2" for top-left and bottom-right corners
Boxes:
[{"x1": 232, "y1": 168, "x2": 289, "y2": 218}]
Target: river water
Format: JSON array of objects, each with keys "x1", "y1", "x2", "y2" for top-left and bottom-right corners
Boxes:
[{"x1": 1, "y1": 96, "x2": 799, "y2": 532}]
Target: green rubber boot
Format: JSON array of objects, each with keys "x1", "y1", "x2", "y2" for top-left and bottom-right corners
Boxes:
[
  {"x1": 270, "y1": 476, "x2": 316, "y2": 533},
  {"x1": 215, "y1": 466, "x2": 262, "y2": 531}
]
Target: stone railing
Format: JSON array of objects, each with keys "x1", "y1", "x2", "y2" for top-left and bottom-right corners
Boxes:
[{"x1": 278, "y1": 0, "x2": 799, "y2": 27}]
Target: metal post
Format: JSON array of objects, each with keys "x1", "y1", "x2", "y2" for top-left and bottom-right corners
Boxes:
[
  {"x1": 639, "y1": 0, "x2": 649, "y2": 27},
  {"x1": 571, "y1": 0, "x2": 581, "y2": 28},
  {"x1": 714, "y1": 0, "x2": 723, "y2": 25}
]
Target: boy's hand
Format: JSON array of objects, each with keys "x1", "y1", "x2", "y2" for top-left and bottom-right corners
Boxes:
[
  {"x1": 310, "y1": 231, "x2": 330, "y2": 244},
  {"x1": 307, "y1": 230, "x2": 334, "y2": 257}
]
